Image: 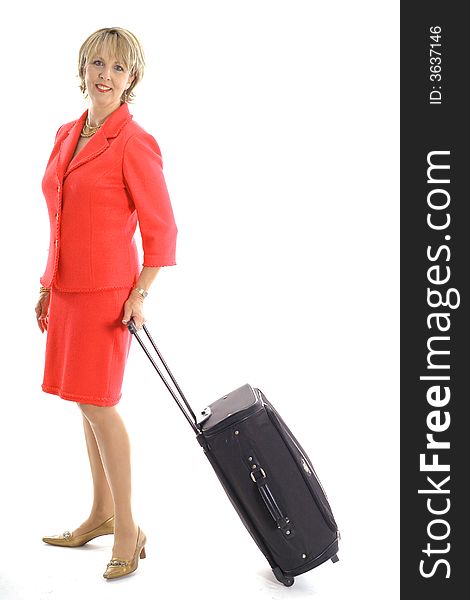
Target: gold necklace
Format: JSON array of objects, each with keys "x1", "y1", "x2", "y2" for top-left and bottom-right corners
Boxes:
[{"x1": 80, "y1": 115, "x2": 102, "y2": 138}]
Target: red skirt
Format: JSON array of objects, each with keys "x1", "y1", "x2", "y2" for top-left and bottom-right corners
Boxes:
[{"x1": 41, "y1": 283, "x2": 134, "y2": 407}]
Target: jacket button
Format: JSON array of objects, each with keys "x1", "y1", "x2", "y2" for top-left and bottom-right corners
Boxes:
[
  {"x1": 55, "y1": 239, "x2": 58, "y2": 246},
  {"x1": 55, "y1": 212, "x2": 59, "y2": 220},
  {"x1": 57, "y1": 184, "x2": 61, "y2": 193}
]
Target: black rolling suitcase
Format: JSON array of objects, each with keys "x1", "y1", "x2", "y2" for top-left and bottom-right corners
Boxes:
[{"x1": 128, "y1": 319, "x2": 340, "y2": 587}]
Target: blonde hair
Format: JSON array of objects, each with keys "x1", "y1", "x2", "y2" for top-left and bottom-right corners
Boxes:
[{"x1": 78, "y1": 27, "x2": 145, "y2": 104}]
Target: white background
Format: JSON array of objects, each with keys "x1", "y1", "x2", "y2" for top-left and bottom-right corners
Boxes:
[{"x1": 0, "y1": 1, "x2": 399, "y2": 598}]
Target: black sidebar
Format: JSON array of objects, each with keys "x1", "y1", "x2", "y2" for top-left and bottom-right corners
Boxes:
[{"x1": 401, "y1": 3, "x2": 468, "y2": 599}]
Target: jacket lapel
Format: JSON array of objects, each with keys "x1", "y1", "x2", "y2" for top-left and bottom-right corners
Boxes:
[{"x1": 56, "y1": 102, "x2": 134, "y2": 181}]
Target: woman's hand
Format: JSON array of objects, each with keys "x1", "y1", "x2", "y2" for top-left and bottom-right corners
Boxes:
[
  {"x1": 122, "y1": 290, "x2": 146, "y2": 330},
  {"x1": 35, "y1": 291, "x2": 51, "y2": 333}
]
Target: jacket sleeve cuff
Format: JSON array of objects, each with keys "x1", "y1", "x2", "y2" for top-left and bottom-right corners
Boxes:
[{"x1": 142, "y1": 252, "x2": 177, "y2": 267}]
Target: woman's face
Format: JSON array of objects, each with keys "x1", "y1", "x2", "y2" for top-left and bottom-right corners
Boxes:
[{"x1": 84, "y1": 48, "x2": 135, "y2": 110}]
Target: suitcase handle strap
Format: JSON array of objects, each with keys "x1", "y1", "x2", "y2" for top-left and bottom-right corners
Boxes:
[
  {"x1": 127, "y1": 318, "x2": 202, "y2": 437},
  {"x1": 251, "y1": 467, "x2": 294, "y2": 537}
]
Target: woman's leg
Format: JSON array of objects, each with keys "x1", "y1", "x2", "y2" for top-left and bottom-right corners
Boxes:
[
  {"x1": 78, "y1": 403, "x2": 139, "y2": 559},
  {"x1": 69, "y1": 411, "x2": 115, "y2": 536}
]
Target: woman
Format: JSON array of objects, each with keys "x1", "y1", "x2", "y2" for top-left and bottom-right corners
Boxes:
[{"x1": 34, "y1": 27, "x2": 178, "y2": 580}]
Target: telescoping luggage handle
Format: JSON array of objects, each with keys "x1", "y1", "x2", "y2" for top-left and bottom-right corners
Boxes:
[
  {"x1": 127, "y1": 322, "x2": 297, "y2": 535},
  {"x1": 127, "y1": 318, "x2": 209, "y2": 438}
]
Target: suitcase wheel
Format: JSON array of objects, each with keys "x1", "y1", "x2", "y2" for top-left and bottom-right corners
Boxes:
[{"x1": 272, "y1": 566, "x2": 295, "y2": 587}]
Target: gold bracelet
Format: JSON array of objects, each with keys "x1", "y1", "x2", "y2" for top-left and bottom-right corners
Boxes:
[
  {"x1": 39, "y1": 285, "x2": 51, "y2": 294},
  {"x1": 133, "y1": 287, "x2": 148, "y2": 299}
]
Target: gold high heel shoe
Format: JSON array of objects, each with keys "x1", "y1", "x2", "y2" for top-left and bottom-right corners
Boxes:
[
  {"x1": 42, "y1": 515, "x2": 115, "y2": 547},
  {"x1": 103, "y1": 526, "x2": 147, "y2": 580}
]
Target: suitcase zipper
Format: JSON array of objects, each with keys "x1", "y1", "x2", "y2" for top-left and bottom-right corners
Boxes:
[{"x1": 255, "y1": 388, "x2": 338, "y2": 532}]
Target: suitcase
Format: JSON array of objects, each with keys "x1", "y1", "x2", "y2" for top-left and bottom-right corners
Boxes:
[{"x1": 127, "y1": 319, "x2": 340, "y2": 587}]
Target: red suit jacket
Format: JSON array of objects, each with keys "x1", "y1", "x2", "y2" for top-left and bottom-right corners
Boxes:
[{"x1": 40, "y1": 101, "x2": 178, "y2": 291}]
